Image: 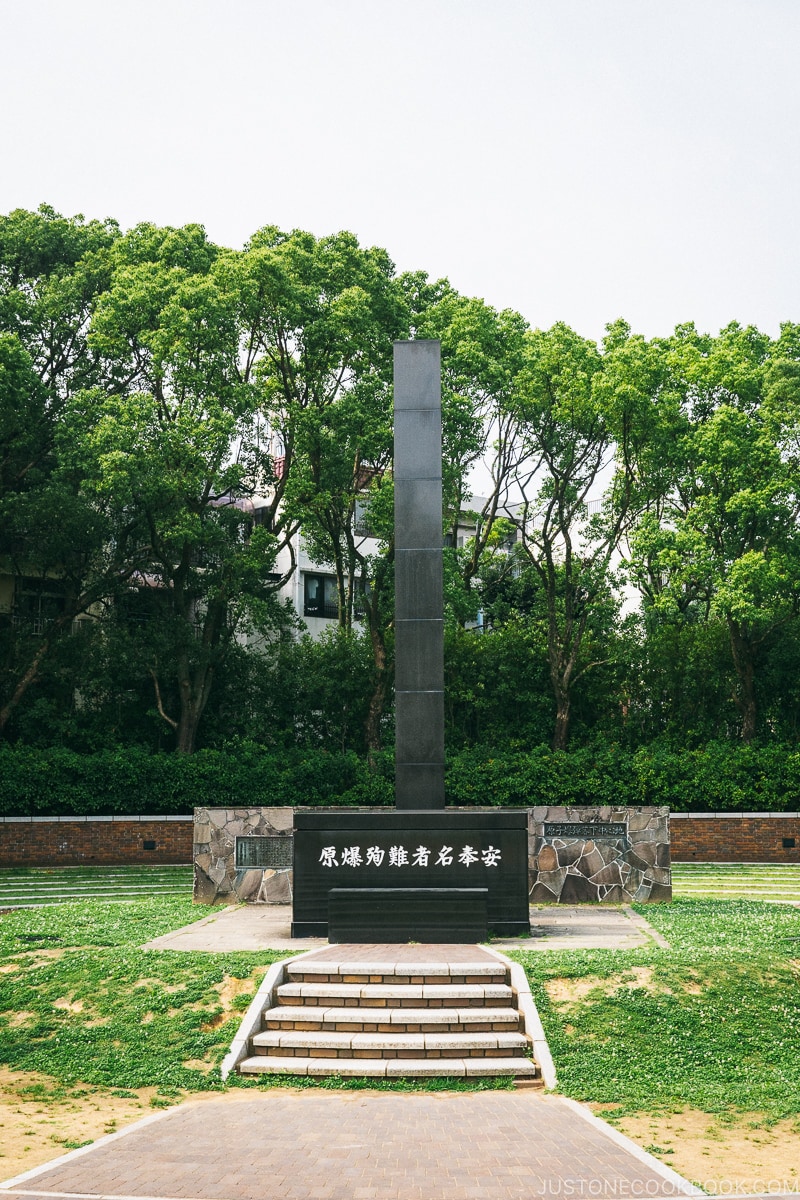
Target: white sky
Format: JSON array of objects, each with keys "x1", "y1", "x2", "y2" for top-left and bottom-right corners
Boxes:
[{"x1": 1, "y1": 0, "x2": 798, "y2": 343}]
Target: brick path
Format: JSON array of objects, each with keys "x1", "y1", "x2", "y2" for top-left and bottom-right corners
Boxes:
[
  {"x1": 301, "y1": 942, "x2": 499, "y2": 962},
  {"x1": 1, "y1": 1090, "x2": 697, "y2": 1199}
]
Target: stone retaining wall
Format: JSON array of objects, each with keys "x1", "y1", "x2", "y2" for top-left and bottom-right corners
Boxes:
[
  {"x1": 528, "y1": 805, "x2": 671, "y2": 903},
  {"x1": 193, "y1": 807, "x2": 293, "y2": 904},
  {"x1": 193, "y1": 806, "x2": 671, "y2": 904}
]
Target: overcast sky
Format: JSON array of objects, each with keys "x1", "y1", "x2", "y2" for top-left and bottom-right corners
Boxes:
[{"x1": 2, "y1": 0, "x2": 797, "y2": 342}]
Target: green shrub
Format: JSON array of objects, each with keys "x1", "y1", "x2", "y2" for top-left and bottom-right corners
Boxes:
[
  {"x1": 1, "y1": 740, "x2": 799, "y2": 816},
  {"x1": 0, "y1": 744, "x2": 385, "y2": 816}
]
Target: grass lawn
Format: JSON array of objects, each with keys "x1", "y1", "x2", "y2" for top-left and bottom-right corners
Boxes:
[
  {"x1": 513, "y1": 899, "x2": 800, "y2": 1118},
  {"x1": 0, "y1": 897, "x2": 511, "y2": 1098},
  {"x1": 672, "y1": 863, "x2": 800, "y2": 902},
  {"x1": 0, "y1": 897, "x2": 292, "y2": 1093},
  {"x1": 0, "y1": 866, "x2": 193, "y2": 907}
]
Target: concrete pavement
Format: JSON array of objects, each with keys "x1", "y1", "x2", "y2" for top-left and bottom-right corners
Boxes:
[{"x1": 143, "y1": 903, "x2": 668, "y2": 953}]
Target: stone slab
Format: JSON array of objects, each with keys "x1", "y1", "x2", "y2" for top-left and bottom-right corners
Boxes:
[{"x1": 143, "y1": 904, "x2": 663, "y2": 952}]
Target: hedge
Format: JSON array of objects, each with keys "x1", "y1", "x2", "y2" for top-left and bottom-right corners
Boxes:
[
  {"x1": 0, "y1": 745, "x2": 394, "y2": 816},
  {"x1": 2, "y1": 741, "x2": 800, "y2": 816},
  {"x1": 445, "y1": 743, "x2": 800, "y2": 812}
]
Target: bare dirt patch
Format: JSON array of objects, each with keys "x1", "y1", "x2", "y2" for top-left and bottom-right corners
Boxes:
[
  {"x1": 200, "y1": 969, "x2": 263, "y2": 1031},
  {"x1": 7, "y1": 1013, "x2": 36, "y2": 1029},
  {"x1": 0, "y1": 1071, "x2": 272, "y2": 1184},
  {"x1": 0, "y1": 1068, "x2": 158, "y2": 1181},
  {"x1": 52, "y1": 998, "x2": 83, "y2": 1014},
  {"x1": 214, "y1": 971, "x2": 261, "y2": 1008},
  {"x1": 546, "y1": 967, "x2": 670, "y2": 1005},
  {"x1": 598, "y1": 1105, "x2": 800, "y2": 1190}
]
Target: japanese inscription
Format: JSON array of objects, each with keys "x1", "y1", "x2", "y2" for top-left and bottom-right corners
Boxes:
[
  {"x1": 234, "y1": 836, "x2": 293, "y2": 870},
  {"x1": 318, "y1": 843, "x2": 502, "y2": 869},
  {"x1": 543, "y1": 822, "x2": 627, "y2": 839}
]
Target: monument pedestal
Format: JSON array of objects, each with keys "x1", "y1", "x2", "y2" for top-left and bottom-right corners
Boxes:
[{"x1": 291, "y1": 810, "x2": 530, "y2": 940}]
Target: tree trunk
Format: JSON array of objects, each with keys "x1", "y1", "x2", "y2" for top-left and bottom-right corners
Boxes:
[
  {"x1": 0, "y1": 637, "x2": 53, "y2": 735},
  {"x1": 551, "y1": 681, "x2": 571, "y2": 751},
  {"x1": 0, "y1": 611, "x2": 76, "y2": 736},
  {"x1": 169, "y1": 595, "x2": 225, "y2": 754},
  {"x1": 174, "y1": 656, "x2": 215, "y2": 755},
  {"x1": 364, "y1": 624, "x2": 388, "y2": 765},
  {"x1": 727, "y1": 617, "x2": 758, "y2": 743}
]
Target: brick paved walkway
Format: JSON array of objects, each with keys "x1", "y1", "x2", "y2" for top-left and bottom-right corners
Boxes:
[
  {"x1": 301, "y1": 942, "x2": 499, "y2": 962},
  {"x1": 1, "y1": 1090, "x2": 697, "y2": 1199}
]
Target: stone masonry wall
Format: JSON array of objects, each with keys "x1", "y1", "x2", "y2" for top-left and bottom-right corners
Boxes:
[
  {"x1": 528, "y1": 806, "x2": 671, "y2": 903},
  {"x1": 193, "y1": 807, "x2": 293, "y2": 904},
  {"x1": 195, "y1": 806, "x2": 672, "y2": 904}
]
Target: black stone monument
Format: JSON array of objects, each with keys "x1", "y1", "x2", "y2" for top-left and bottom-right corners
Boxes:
[
  {"x1": 291, "y1": 341, "x2": 530, "y2": 941},
  {"x1": 393, "y1": 340, "x2": 445, "y2": 808}
]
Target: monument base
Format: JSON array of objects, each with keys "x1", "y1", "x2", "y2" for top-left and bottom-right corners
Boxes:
[
  {"x1": 323, "y1": 887, "x2": 487, "y2": 943},
  {"x1": 291, "y1": 809, "x2": 530, "y2": 941}
]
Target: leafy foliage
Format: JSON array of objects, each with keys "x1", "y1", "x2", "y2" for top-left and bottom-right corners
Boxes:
[
  {"x1": 5, "y1": 739, "x2": 800, "y2": 815},
  {"x1": 4, "y1": 202, "x2": 800, "y2": 773}
]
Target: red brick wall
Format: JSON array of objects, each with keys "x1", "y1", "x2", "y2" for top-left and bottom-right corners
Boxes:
[
  {"x1": 2, "y1": 813, "x2": 800, "y2": 867},
  {"x1": 0, "y1": 818, "x2": 193, "y2": 867},
  {"x1": 671, "y1": 815, "x2": 800, "y2": 862}
]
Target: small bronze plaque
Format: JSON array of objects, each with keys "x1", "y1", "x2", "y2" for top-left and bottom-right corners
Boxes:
[
  {"x1": 235, "y1": 836, "x2": 293, "y2": 870},
  {"x1": 543, "y1": 822, "x2": 627, "y2": 839}
]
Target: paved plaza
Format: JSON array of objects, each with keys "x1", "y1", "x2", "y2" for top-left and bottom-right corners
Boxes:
[{"x1": 142, "y1": 902, "x2": 666, "y2": 953}]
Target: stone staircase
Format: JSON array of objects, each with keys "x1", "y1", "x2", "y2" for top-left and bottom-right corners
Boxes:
[{"x1": 237, "y1": 953, "x2": 539, "y2": 1080}]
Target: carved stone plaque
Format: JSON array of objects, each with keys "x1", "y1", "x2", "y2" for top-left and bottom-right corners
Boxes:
[
  {"x1": 543, "y1": 822, "x2": 628, "y2": 839},
  {"x1": 235, "y1": 836, "x2": 293, "y2": 870}
]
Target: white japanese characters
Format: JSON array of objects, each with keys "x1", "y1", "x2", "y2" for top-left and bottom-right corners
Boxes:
[{"x1": 318, "y1": 844, "x2": 502, "y2": 868}]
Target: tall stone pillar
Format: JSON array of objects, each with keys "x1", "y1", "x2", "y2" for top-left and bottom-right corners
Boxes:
[{"x1": 393, "y1": 340, "x2": 445, "y2": 809}]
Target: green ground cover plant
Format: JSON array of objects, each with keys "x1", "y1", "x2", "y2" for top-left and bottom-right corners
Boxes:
[
  {"x1": 0, "y1": 898, "x2": 291, "y2": 1091},
  {"x1": 514, "y1": 899, "x2": 800, "y2": 1118},
  {"x1": 0, "y1": 898, "x2": 512, "y2": 1096},
  {"x1": 4, "y1": 896, "x2": 799, "y2": 1109}
]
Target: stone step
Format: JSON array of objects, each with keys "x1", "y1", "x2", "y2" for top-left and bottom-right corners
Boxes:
[
  {"x1": 288, "y1": 961, "x2": 507, "y2": 985},
  {"x1": 252, "y1": 1030, "x2": 531, "y2": 1057},
  {"x1": 276, "y1": 982, "x2": 513, "y2": 1007},
  {"x1": 238, "y1": 1054, "x2": 539, "y2": 1079},
  {"x1": 262, "y1": 1005, "x2": 523, "y2": 1033},
  {"x1": 235, "y1": 950, "x2": 540, "y2": 1082}
]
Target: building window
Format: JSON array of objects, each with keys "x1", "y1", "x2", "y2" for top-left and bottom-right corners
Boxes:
[
  {"x1": 12, "y1": 578, "x2": 67, "y2": 635},
  {"x1": 304, "y1": 574, "x2": 339, "y2": 619},
  {"x1": 353, "y1": 498, "x2": 374, "y2": 537},
  {"x1": 303, "y1": 574, "x2": 366, "y2": 620}
]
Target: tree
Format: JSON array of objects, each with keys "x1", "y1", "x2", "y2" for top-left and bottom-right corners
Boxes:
[
  {"x1": 507, "y1": 321, "x2": 659, "y2": 749},
  {"x1": 408, "y1": 283, "x2": 529, "y2": 599},
  {"x1": 0, "y1": 207, "x2": 126, "y2": 736},
  {"x1": 77, "y1": 221, "x2": 291, "y2": 753},
  {"x1": 239, "y1": 228, "x2": 409, "y2": 757},
  {"x1": 625, "y1": 322, "x2": 800, "y2": 742}
]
